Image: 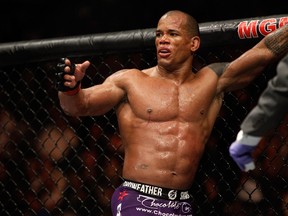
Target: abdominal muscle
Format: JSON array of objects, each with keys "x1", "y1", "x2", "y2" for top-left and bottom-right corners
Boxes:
[{"x1": 119, "y1": 119, "x2": 208, "y2": 190}]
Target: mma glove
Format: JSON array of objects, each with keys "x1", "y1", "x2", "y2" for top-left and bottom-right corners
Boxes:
[
  {"x1": 55, "y1": 58, "x2": 80, "y2": 94},
  {"x1": 229, "y1": 130, "x2": 261, "y2": 172}
]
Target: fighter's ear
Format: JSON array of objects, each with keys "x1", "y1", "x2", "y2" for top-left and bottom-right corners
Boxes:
[{"x1": 190, "y1": 36, "x2": 200, "y2": 52}]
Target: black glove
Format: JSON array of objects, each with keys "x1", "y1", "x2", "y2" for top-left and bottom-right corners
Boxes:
[{"x1": 55, "y1": 58, "x2": 79, "y2": 92}]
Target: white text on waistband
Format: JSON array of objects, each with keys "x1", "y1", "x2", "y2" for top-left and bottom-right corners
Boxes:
[{"x1": 123, "y1": 181, "x2": 163, "y2": 197}]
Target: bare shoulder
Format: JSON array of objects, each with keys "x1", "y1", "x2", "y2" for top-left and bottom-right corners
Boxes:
[
  {"x1": 206, "y1": 62, "x2": 229, "y2": 77},
  {"x1": 108, "y1": 68, "x2": 146, "y2": 80},
  {"x1": 196, "y1": 63, "x2": 230, "y2": 95},
  {"x1": 114, "y1": 68, "x2": 149, "y2": 76},
  {"x1": 105, "y1": 68, "x2": 150, "y2": 90},
  {"x1": 196, "y1": 63, "x2": 229, "y2": 79}
]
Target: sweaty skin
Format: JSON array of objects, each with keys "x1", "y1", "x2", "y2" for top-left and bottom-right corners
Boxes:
[
  {"x1": 115, "y1": 66, "x2": 223, "y2": 189},
  {"x1": 58, "y1": 11, "x2": 288, "y2": 190}
]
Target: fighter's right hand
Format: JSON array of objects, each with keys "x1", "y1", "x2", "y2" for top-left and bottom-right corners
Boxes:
[
  {"x1": 55, "y1": 57, "x2": 90, "y2": 92},
  {"x1": 229, "y1": 130, "x2": 261, "y2": 172}
]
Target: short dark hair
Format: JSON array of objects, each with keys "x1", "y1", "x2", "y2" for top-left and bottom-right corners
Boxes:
[{"x1": 164, "y1": 10, "x2": 200, "y2": 37}]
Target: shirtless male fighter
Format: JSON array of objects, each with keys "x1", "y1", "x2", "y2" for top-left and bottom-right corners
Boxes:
[{"x1": 56, "y1": 10, "x2": 288, "y2": 215}]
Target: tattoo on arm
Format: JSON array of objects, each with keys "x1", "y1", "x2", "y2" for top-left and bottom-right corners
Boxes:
[
  {"x1": 265, "y1": 25, "x2": 288, "y2": 57},
  {"x1": 208, "y1": 62, "x2": 229, "y2": 77}
]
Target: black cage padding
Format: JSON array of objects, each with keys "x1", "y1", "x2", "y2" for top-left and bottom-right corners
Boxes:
[{"x1": 0, "y1": 14, "x2": 287, "y2": 66}]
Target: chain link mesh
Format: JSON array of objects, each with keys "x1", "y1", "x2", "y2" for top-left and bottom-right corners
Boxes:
[{"x1": 0, "y1": 42, "x2": 287, "y2": 216}]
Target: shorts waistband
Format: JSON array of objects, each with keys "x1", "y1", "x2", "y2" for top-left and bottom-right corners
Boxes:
[{"x1": 122, "y1": 179, "x2": 191, "y2": 201}]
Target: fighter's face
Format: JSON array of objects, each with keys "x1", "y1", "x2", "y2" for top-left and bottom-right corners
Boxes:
[{"x1": 155, "y1": 14, "x2": 194, "y2": 68}]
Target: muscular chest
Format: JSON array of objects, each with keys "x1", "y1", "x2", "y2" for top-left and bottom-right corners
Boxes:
[{"x1": 126, "y1": 79, "x2": 214, "y2": 121}]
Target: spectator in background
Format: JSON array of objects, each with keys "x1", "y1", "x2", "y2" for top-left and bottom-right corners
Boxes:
[
  {"x1": 25, "y1": 107, "x2": 81, "y2": 214},
  {"x1": 0, "y1": 109, "x2": 18, "y2": 181}
]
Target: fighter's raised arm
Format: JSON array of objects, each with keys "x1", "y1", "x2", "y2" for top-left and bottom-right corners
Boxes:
[{"x1": 216, "y1": 23, "x2": 288, "y2": 94}]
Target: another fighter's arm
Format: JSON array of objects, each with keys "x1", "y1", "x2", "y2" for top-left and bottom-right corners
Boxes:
[
  {"x1": 57, "y1": 58, "x2": 127, "y2": 117},
  {"x1": 217, "y1": 23, "x2": 288, "y2": 93}
]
